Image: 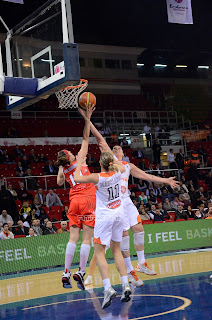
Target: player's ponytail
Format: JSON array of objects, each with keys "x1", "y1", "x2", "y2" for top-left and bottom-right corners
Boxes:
[
  {"x1": 55, "y1": 150, "x2": 70, "y2": 167},
  {"x1": 100, "y1": 152, "x2": 118, "y2": 172}
]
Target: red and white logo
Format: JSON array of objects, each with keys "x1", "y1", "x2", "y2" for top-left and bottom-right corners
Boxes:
[
  {"x1": 121, "y1": 186, "x2": 126, "y2": 194},
  {"x1": 107, "y1": 200, "x2": 121, "y2": 209}
]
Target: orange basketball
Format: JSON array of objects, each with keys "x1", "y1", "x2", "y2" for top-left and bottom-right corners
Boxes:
[{"x1": 79, "y1": 92, "x2": 96, "y2": 109}]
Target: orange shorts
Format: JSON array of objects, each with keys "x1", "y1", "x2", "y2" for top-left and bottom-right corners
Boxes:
[{"x1": 67, "y1": 195, "x2": 96, "y2": 229}]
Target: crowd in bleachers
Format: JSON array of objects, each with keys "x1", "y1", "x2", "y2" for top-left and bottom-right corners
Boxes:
[{"x1": 0, "y1": 141, "x2": 211, "y2": 240}]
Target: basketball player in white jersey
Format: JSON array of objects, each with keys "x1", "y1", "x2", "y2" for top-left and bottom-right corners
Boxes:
[
  {"x1": 79, "y1": 111, "x2": 180, "y2": 286},
  {"x1": 74, "y1": 150, "x2": 131, "y2": 309}
]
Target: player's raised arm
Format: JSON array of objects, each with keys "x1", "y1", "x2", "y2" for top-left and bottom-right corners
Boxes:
[
  {"x1": 57, "y1": 166, "x2": 65, "y2": 186},
  {"x1": 78, "y1": 105, "x2": 95, "y2": 160},
  {"x1": 74, "y1": 152, "x2": 99, "y2": 184},
  {"x1": 129, "y1": 163, "x2": 180, "y2": 189},
  {"x1": 78, "y1": 107, "x2": 112, "y2": 154}
]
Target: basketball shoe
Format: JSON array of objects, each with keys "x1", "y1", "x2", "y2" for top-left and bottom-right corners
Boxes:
[
  {"x1": 135, "y1": 262, "x2": 157, "y2": 275},
  {"x1": 120, "y1": 283, "x2": 131, "y2": 303},
  {"x1": 102, "y1": 287, "x2": 117, "y2": 309},
  {"x1": 62, "y1": 270, "x2": 72, "y2": 288},
  {"x1": 84, "y1": 275, "x2": 93, "y2": 286},
  {"x1": 127, "y1": 270, "x2": 144, "y2": 287},
  {"x1": 73, "y1": 269, "x2": 86, "y2": 290}
]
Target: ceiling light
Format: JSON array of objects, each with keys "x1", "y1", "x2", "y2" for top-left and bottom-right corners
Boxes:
[
  {"x1": 176, "y1": 65, "x2": 187, "y2": 68},
  {"x1": 137, "y1": 63, "x2": 144, "y2": 66},
  {"x1": 198, "y1": 66, "x2": 209, "y2": 69},
  {"x1": 155, "y1": 64, "x2": 167, "y2": 67}
]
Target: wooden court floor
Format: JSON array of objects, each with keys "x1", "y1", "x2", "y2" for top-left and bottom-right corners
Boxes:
[{"x1": 0, "y1": 250, "x2": 212, "y2": 320}]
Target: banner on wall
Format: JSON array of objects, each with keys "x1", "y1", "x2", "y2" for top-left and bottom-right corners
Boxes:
[
  {"x1": 0, "y1": 220, "x2": 211, "y2": 274},
  {"x1": 182, "y1": 130, "x2": 210, "y2": 141},
  {"x1": 166, "y1": 0, "x2": 193, "y2": 24}
]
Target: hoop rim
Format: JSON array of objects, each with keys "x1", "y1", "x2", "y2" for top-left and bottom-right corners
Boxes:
[{"x1": 59, "y1": 79, "x2": 88, "y2": 92}]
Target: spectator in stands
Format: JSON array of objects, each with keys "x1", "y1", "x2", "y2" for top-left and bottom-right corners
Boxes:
[
  {"x1": 24, "y1": 168, "x2": 38, "y2": 190},
  {"x1": 146, "y1": 199, "x2": 153, "y2": 211},
  {"x1": 163, "y1": 197, "x2": 175, "y2": 211},
  {"x1": 137, "y1": 178, "x2": 148, "y2": 192},
  {"x1": 132, "y1": 199, "x2": 139, "y2": 209},
  {"x1": 187, "y1": 164, "x2": 199, "y2": 190},
  {"x1": 15, "y1": 220, "x2": 29, "y2": 236},
  {"x1": 153, "y1": 208, "x2": 165, "y2": 223},
  {"x1": 57, "y1": 221, "x2": 70, "y2": 233},
  {"x1": 16, "y1": 161, "x2": 25, "y2": 177},
  {"x1": 0, "y1": 223, "x2": 14, "y2": 239},
  {"x1": 31, "y1": 199, "x2": 41, "y2": 218},
  {"x1": 138, "y1": 207, "x2": 150, "y2": 220},
  {"x1": 26, "y1": 228, "x2": 37, "y2": 237},
  {"x1": 209, "y1": 193, "x2": 212, "y2": 203},
  {"x1": 122, "y1": 152, "x2": 130, "y2": 163},
  {"x1": 138, "y1": 158, "x2": 147, "y2": 170},
  {"x1": 39, "y1": 153, "x2": 48, "y2": 163},
  {"x1": 194, "y1": 210, "x2": 202, "y2": 220},
  {"x1": 179, "y1": 189, "x2": 190, "y2": 202},
  {"x1": 39, "y1": 208, "x2": 49, "y2": 224},
  {"x1": 7, "y1": 220, "x2": 14, "y2": 233},
  {"x1": 154, "y1": 124, "x2": 160, "y2": 139},
  {"x1": 198, "y1": 203, "x2": 207, "y2": 218},
  {"x1": 34, "y1": 188, "x2": 46, "y2": 206},
  {"x1": 167, "y1": 149, "x2": 177, "y2": 170},
  {"x1": 180, "y1": 195, "x2": 191, "y2": 209},
  {"x1": 146, "y1": 182, "x2": 157, "y2": 197},
  {"x1": 175, "y1": 204, "x2": 188, "y2": 221},
  {"x1": 0, "y1": 209, "x2": 14, "y2": 226},
  {"x1": 158, "y1": 202, "x2": 170, "y2": 220},
  {"x1": 196, "y1": 194, "x2": 207, "y2": 207},
  {"x1": 17, "y1": 181, "x2": 32, "y2": 202},
  {"x1": 176, "y1": 149, "x2": 184, "y2": 170},
  {"x1": 43, "y1": 220, "x2": 57, "y2": 235},
  {"x1": 44, "y1": 160, "x2": 57, "y2": 175},
  {"x1": 0, "y1": 186, "x2": 17, "y2": 220},
  {"x1": 7, "y1": 184, "x2": 17, "y2": 199},
  {"x1": 171, "y1": 196, "x2": 184, "y2": 210},
  {"x1": 120, "y1": 137, "x2": 128, "y2": 148},
  {"x1": 2, "y1": 150, "x2": 15, "y2": 163},
  {"x1": 62, "y1": 206, "x2": 68, "y2": 221},
  {"x1": 18, "y1": 201, "x2": 32, "y2": 226},
  {"x1": 148, "y1": 189, "x2": 157, "y2": 203},
  {"x1": 185, "y1": 205, "x2": 195, "y2": 219},
  {"x1": 148, "y1": 204, "x2": 157, "y2": 220},
  {"x1": 138, "y1": 192, "x2": 147, "y2": 205},
  {"x1": 29, "y1": 149, "x2": 38, "y2": 162},
  {"x1": 144, "y1": 123, "x2": 151, "y2": 147},
  {"x1": 133, "y1": 146, "x2": 144, "y2": 159},
  {"x1": 31, "y1": 219, "x2": 43, "y2": 235},
  {"x1": 161, "y1": 189, "x2": 173, "y2": 202},
  {"x1": 14, "y1": 145, "x2": 24, "y2": 158},
  {"x1": 21, "y1": 155, "x2": 31, "y2": 171},
  {"x1": 152, "y1": 139, "x2": 161, "y2": 165},
  {"x1": 46, "y1": 189, "x2": 63, "y2": 208}
]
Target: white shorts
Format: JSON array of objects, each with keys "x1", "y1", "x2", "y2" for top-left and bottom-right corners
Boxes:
[
  {"x1": 94, "y1": 210, "x2": 124, "y2": 247},
  {"x1": 122, "y1": 197, "x2": 141, "y2": 231}
]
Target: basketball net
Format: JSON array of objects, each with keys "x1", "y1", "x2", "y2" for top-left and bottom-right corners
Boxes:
[{"x1": 56, "y1": 79, "x2": 88, "y2": 109}]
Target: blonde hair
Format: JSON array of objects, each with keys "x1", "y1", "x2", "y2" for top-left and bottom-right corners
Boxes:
[{"x1": 100, "y1": 152, "x2": 119, "y2": 172}]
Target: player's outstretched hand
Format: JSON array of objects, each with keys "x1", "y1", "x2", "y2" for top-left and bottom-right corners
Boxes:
[
  {"x1": 78, "y1": 104, "x2": 95, "y2": 120},
  {"x1": 99, "y1": 141, "x2": 108, "y2": 153},
  {"x1": 167, "y1": 176, "x2": 180, "y2": 189}
]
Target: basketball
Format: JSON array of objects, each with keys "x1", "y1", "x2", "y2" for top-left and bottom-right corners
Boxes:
[{"x1": 79, "y1": 92, "x2": 96, "y2": 109}]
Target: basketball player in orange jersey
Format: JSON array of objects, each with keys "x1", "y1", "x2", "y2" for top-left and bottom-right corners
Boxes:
[
  {"x1": 74, "y1": 150, "x2": 131, "y2": 309},
  {"x1": 79, "y1": 110, "x2": 180, "y2": 287},
  {"x1": 55, "y1": 105, "x2": 96, "y2": 290}
]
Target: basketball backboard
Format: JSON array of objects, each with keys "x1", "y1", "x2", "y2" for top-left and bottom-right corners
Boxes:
[{"x1": 0, "y1": 0, "x2": 81, "y2": 110}]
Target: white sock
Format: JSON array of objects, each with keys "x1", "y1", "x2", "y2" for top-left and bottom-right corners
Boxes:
[
  {"x1": 80, "y1": 244, "x2": 90, "y2": 272},
  {"x1": 137, "y1": 250, "x2": 145, "y2": 264},
  {"x1": 124, "y1": 257, "x2": 134, "y2": 273},
  {"x1": 121, "y1": 275, "x2": 128, "y2": 286},
  {"x1": 65, "y1": 242, "x2": 76, "y2": 272},
  {"x1": 103, "y1": 278, "x2": 111, "y2": 291}
]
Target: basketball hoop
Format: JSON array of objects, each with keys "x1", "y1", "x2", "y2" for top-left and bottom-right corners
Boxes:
[{"x1": 56, "y1": 79, "x2": 88, "y2": 109}]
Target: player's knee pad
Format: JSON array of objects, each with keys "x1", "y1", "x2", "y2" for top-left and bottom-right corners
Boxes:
[
  {"x1": 134, "y1": 231, "x2": 144, "y2": 245},
  {"x1": 120, "y1": 235, "x2": 130, "y2": 252}
]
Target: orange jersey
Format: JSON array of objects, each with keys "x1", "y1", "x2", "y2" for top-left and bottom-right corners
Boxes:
[{"x1": 63, "y1": 160, "x2": 95, "y2": 198}]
